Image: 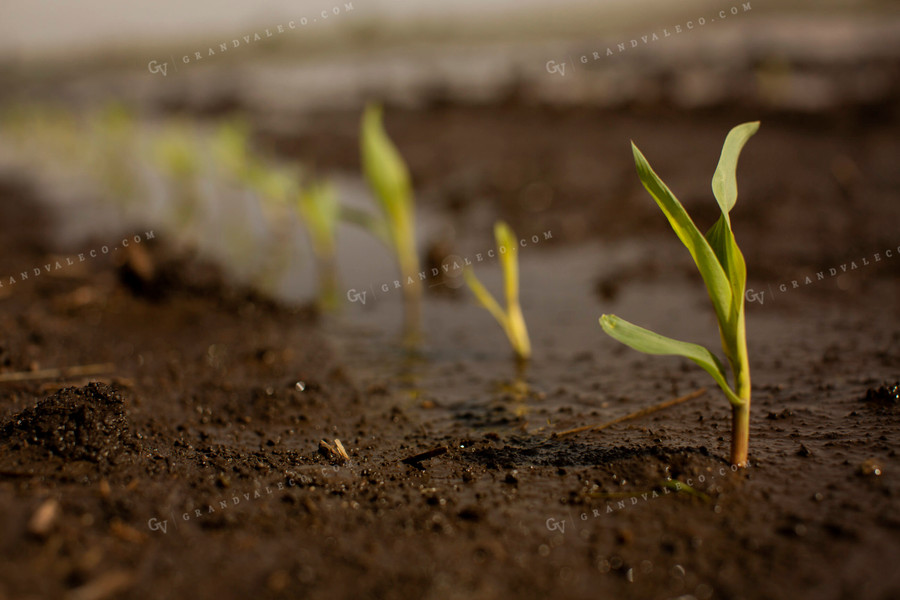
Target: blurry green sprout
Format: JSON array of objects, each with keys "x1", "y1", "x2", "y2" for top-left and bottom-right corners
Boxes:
[
  {"x1": 210, "y1": 120, "x2": 254, "y2": 182},
  {"x1": 151, "y1": 124, "x2": 201, "y2": 182},
  {"x1": 295, "y1": 180, "x2": 340, "y2": 311},
  {"x1": 4, "y1": 103, "x2": 139, "y2": 205},
  {"x1": 360, "y1": 104, "x2": 422, "y2": 337},
  {"x1": 464, "y1": 222, "x2": 531, "y2": 362},
  {"x1": 210, "y1": 119, "x2": 285, "y2": 195},
  {"x1": 149, "y1": 122, "x2": 204, "y2": 231},
  {"x1": 213, "y1": 120, "x2": 301, "y2": 208},
  {"x1": 600, "y1": 121, "x2": 759, "y2": 467},
  {"x1": 88, "y1": 104, "x2": 140, "y2": 204},
  {"x1": 208, "y1": 120, "x2": 339, "y2": 301},
  {"x1": 255, "y1": 167, "x2": 297, "y2": 205}
]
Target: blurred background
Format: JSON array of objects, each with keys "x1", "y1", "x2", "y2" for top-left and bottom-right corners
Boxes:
[{"x1": 0, "y1": 0, "x2": 898, "y2": 310}]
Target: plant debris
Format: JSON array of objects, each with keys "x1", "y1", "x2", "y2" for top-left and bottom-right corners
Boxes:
[
  {"x1": 318, "y1": 439, "x2": 350, "y2": 463},
  {"x1": 401, "y1": 446, "x2": 448, "y2": 470}
]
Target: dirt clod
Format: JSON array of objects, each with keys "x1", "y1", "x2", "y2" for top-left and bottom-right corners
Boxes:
[
  {"x1": 1, "y1": 383, "x2": 138, "y2": 464},
  {"x1": 863, "y1": 382, "x2": 900, "y2": 406}
]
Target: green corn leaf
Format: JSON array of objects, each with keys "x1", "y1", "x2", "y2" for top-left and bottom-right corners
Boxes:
[
  {"x1": 705, "y1": 215, "x2": 746, "y2": 316},
  {"x1": 463, "y1": 268, "x2": 508, "y2": 333},
  {"x1": 599, "y1": 314, "x2": 742, "y2": 405},
  {"x1": 711, "y1": 121, "x2": 760, "y2": 224},
  {"x1": 705, "y1": 216, "x2": 746, "y2": 300},
  {"x1": 495, "y1": 221, "x2": 531, "y2": 360},
  {"x1": 707, "y1": 122, "x2": 758, "y2": 304},
  {"x1": 297, "y1": 181, "x2": 339, "y2": 254},
  {"x1": 339, "y1": 206, "x2": 392, "y2": 248},
  {"x1": 360, "y1": 104, "x2": 414, "y2": 239},
  {"x1": 359, "y1": 103, "x2": 422, "y2": 339},
  {"x1": 494, "y1": 222, "x2": 519, "y2": 308},
  {"x1": 212, "y1": 120, "x2": 253, "y2": 181},
  {"x1": 706, "y1": 122, "x2": 757, "y2": 366},
  {"x1": 464, "y1": 221, "x2": 531, "y2": 361},
  {"x1": 705, "y1": 215, "x2": 747, "y2": 363},
  {"x1": 631, "y1": 143, "x2": 733, "y2": 327}
]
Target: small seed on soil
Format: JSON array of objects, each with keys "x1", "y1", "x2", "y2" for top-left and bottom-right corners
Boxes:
[
  {"x1": 334, "y1": 439, "x2": 350, "y2": 461},
  {"x1": 319, "y1": 439, "x2": 349, "y2": 463}
]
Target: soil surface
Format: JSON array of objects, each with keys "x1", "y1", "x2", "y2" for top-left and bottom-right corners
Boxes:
[{"x1": 1, "y1": 99, "x2": 899, "y2": 600}]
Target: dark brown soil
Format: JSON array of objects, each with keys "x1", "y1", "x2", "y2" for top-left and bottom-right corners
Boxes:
[
  {"x1": 1, "y1": 383, "x2": 138, "y2": 465},
  {"x1": 0, "y1": 100, "x2": 899, "y2": 600}
]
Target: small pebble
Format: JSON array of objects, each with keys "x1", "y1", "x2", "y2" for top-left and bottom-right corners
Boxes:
[{"x1": 28, "y1": 499, "x2": 59, "y2": 536}]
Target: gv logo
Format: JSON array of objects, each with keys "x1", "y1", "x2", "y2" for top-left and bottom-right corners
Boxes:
[
  {"x1": 545, "y1": 60, "x2": 567, "y2": 77},
  {"x1": 545, "y1": 517, "x2": 566, "y2": 533},
  {"x1": 745, "y1": 288, "x2": 765, "y2": 305},
  {"x1": 147, "y1": 60, "x2": 168, "y2": 77},
  {"x1": 147, "y1": 517, "x2": 168, "y2": 533},
  {"x1": 346, "y1": 289, "x2": 367, "y2": 304}
]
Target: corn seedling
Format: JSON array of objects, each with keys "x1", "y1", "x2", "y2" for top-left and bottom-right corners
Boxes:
[
  {"x1": 251, "y1": 165, "x2": 306, "y2": 294},
  {"x1": 295, "y1": 180, "x2": 341, "y2": 311},
  {"x1": 360, "y1": 104, "x2": 422, "y2": 338},
  {"x1": 210, "y1": 119, "x2": 288, "y2": 197},
  {"x1": 210, "y1": 119, "x2": 256, "y2": 185},
  {"x1": 209, "y1": 122, "x2": 339, "y2": 307},
  {"x1": 463, "y1": 221, "x2": 531, "y2": 362},
  {"x1": 599, "y1": 121, "x2": 760, "y2": 467},
  {"x1": 149, "y1": 122, "x2": 203, "y2": 233}
]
